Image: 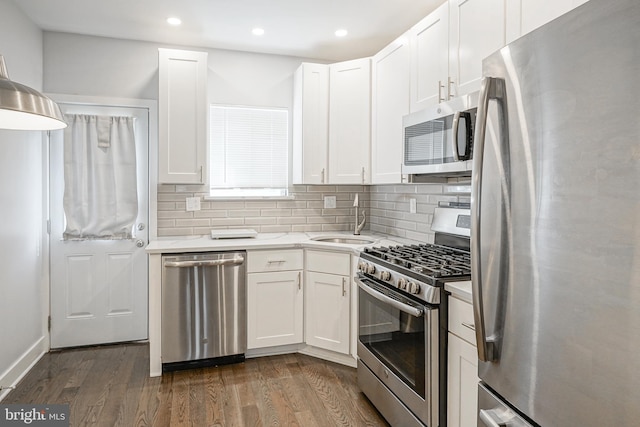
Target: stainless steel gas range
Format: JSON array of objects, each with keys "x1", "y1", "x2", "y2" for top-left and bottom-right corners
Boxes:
[{"x1": 356, "y1": 206, "x2": 471, "y2": 427}]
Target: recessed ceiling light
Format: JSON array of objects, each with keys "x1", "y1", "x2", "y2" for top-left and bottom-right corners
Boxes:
[
  {"x1": 252, "y1": 28, "x2": 265, "y2": 36},
  {"x1": 167, "y1": 17, "x2": 182, "y2": 26},
  {"x1": 335, "y1": 29, "x2": 348, "y2": 37}
]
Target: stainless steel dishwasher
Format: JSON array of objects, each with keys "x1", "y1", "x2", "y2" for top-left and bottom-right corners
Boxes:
[{"x1": 161, "y1": 251, "x2": 246, "y2": 370}]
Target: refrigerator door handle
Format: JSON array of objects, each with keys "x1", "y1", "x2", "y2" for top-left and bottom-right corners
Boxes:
[
  {"x1": 479, "y1": 409, "x2": 508, "y2": 427},
  {"x1": 471, "y1": 76, "x2": 506, "y2": 362}
]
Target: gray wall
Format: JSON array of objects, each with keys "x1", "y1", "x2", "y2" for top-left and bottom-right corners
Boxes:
[{"x1": 0, "y1": 0, "x2": 48, "y2": 393}]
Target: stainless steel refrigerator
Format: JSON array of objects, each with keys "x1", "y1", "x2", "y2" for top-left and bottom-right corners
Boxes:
[{"x1": 471, "y1": 0, "x2": 640, "y2": 425}]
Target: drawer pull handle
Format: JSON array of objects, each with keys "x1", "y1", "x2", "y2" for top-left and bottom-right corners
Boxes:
[
  {"x1": 267, "y1": 260, "x2": 286, "y2": 264},
  {"x1": 462, "y1": 322, "x2": 476, "y2": 331}
]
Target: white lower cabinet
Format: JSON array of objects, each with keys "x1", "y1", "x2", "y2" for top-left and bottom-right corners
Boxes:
[
  {"x1": 447, "y1": 295, "x2": 479, "y2": 427},
  {"x1": 247, "y1": 250, "x2": 304, "y2": 349},
  {"x1": 305, "y1": 250, "x2": 351, "y2": 355}
]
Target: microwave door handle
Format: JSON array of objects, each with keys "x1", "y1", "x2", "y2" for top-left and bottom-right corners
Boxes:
[
  {"x1": 461, "y1": 111, "x2": 473, "y2": 160},
  {"x1": 452, "y1": 111, "x2": 474, "y2": 161},
  {"x1": 452, "y1": 111, "x2": 462, "y2": 161}
]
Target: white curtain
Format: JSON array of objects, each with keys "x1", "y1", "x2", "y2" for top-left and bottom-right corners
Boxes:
[{"x1": 63, "y1": 114, "x2": 138, "y2": 240}]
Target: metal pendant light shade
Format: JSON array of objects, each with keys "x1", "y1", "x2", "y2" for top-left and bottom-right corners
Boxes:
[{"x1": 0, "y1": 55, "x2": 66, "y2": 130}]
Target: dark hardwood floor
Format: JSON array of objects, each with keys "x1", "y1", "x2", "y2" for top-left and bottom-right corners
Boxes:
[{"x1": 3, "y1": 343, "x2": 389, "y2": 427}]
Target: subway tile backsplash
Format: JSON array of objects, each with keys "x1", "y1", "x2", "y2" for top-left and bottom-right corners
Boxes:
[
  {"x1": 369, "y1": 179, "x2": 470, "y2": 243},
  {"x1": 156, "y1": 184, "x2": 370, "y2": 236},
  {"x1": 156, "y1": 179, "x2": 470, "y2": 240}
]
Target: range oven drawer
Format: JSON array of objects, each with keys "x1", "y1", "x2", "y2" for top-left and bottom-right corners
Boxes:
[{"x1": 358, "y1": 359, "x2": 424, "y2": 427}]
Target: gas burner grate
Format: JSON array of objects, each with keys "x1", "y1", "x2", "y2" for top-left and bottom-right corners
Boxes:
[{"x1": 363, "y1": 243, "x2": 471, "y2": 279}]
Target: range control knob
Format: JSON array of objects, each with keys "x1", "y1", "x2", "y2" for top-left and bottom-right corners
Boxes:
[
  {"x1": 379, "y1": 270, "x2": 391, "y2": 281},
  {"x1": 408, "y1": 282, "x2": 421, "y2": 295},
  {"x1": 358, "y1": 261, "x2": 368, "y2": 272},
  {"x1": 396, "y1": 277, "x2": 407, "y2": 290},
  {"x1": 366, "y1": 264, "x2": 376, "y2": 275}
]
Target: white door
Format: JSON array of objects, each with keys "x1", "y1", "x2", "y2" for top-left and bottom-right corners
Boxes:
[{"x1": 49, "y1": 102, "x2": 149, "y2": 349}]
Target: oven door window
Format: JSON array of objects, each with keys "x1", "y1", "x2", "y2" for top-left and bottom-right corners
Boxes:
[{"x1": 358, "y1": 284, "x2": 426, "y2": 398}]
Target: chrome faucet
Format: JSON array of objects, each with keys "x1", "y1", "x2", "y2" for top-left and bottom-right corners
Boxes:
[{"x1": 353, "y1": 194, "x2": 366, "y2": 235}]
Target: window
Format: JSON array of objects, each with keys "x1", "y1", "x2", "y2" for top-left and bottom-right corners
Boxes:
[{"x1": 209, "y1": 105, "x2": 289, "y2": 198}]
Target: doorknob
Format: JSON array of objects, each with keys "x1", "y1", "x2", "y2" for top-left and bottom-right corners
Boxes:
[{"x1": 135, "y1": 239, "x2": 145, "y2": 248}]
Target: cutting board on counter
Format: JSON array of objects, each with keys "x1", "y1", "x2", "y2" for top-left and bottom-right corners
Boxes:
[{"x1": 210, "y1": 229, "x2": 258, "y2": 239}]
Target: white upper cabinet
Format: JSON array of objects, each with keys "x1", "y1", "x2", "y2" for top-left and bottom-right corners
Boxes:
[
  {"x1": 158, "y1": 48, "x2": 208, "y2": 184},
  {"x1": 329, "y1": 58, "x2": 371, "y2": 184},
  {"x1": 292, "y1": 63, "x2": 329, "y2": 185},
  {"x1": 371, "y1": 39, "x2": 410, "y2": 184},
  {"x1": 449, "y1": 0, "x2": 507, "y2": 97},
  {"x1": 506, "y1": 0, "x2": 589, "y2": 43},
  {"x1": 409, "y1": 2, "x2": 450, "y2": 112},
  {"x1": 408, "y1": 0, "x2": 506, "y2": 109}
]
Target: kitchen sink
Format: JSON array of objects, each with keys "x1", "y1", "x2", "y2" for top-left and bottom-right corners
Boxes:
[{"x1": 311, "y1": 236, "x2": 375, "y2": 245}]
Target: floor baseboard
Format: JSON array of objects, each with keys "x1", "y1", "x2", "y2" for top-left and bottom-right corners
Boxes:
[{"x1": 0, "y1": 336, "x2": 47, "y2": 402}]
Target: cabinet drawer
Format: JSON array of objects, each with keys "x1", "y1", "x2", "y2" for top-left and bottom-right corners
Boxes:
[
  {"x1": 306, "y1": 250, "x2": 351, "y2": 276},
  {"x1": 247, "y1": 249, "x2": 304, "y2": 273},
  {"x1": 448, "y1": 296, "x2": 476, "y2": 346}
]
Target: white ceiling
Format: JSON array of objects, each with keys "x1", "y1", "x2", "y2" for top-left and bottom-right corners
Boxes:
[{"x1": 13, "y1": 0, "x2": 446, "y2": 61}]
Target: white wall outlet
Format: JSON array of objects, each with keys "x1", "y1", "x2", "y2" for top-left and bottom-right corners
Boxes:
[
  {"x1": 409, "y1": 198, "x2": 417, "y2": 214},
  {"x1": 324, "y1": 195, "x2": 337, "y2": 209},
  {"x1": 186, "y1": 196, "x2": 201, "y2": 211}
]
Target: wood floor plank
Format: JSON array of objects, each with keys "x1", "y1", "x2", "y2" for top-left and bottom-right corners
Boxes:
[
  {"x1": 202, "y1": 370, "x2": 224, "y2": 427},
  {"x1": 3, "y1": 343, "x2": 388, "y2": 427}
]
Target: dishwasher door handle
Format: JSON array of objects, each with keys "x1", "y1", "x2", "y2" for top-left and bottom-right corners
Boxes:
[{"x1": 163, "y1": 256, "x2": 245, "y2": 268}]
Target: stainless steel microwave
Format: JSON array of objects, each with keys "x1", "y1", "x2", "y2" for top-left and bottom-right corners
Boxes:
[{"x1": 402, "y1": 92, "x2": 479, "y2": 175}]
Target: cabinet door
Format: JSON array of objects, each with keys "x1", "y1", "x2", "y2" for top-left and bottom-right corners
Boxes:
[
  {"x1": 448, "y1": 333, "x2": 480, "y2": 427},
  {"x1": 371, "y1": 39, "x2": 410, "y2": 184},
  {"x1": 449, "y1": 0, "x2": 506, "y2": 97},
  {"x1": 328, "y1": 58, "x2": 371, "y2": 184},
  {"x1": 293, "y1": 63, "x2": 329, "y2": 184},
  {"x1": 409, "y1": 2, "x2": 449, "y2": 112},
  {"x1": 305, "y1": 271, "x2": 350, "y2": 354},
  {"x1": 247, "y1": 270, "x2": 303, "y2": 349},
  {"x1": 507, "y1": 0, "x2": 587, "y2": 42},
  {"x1": 158, "y1": 48, "x2": 207, "y2": 184}
]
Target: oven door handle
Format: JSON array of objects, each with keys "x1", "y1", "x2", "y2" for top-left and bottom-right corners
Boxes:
[{"x1": 356, "y1": 277, "x2": 424, "y2": 318}]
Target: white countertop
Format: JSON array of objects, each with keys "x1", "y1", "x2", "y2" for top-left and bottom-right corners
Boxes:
[
  {"x1": 445, "y1": 280, "x2": 472, "y2": 304},
  {"x1": 145, "y1": 231, "x2": 414, "y2": 254}
]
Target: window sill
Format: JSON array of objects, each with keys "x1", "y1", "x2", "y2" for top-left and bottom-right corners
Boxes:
[{"x1": 203, "y1": 195, "x2": 295, "y2": 201}]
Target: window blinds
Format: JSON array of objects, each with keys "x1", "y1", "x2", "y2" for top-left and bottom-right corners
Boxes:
[{"x1": 209, "y1": 105, "x2": 288, "y2": 193}]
